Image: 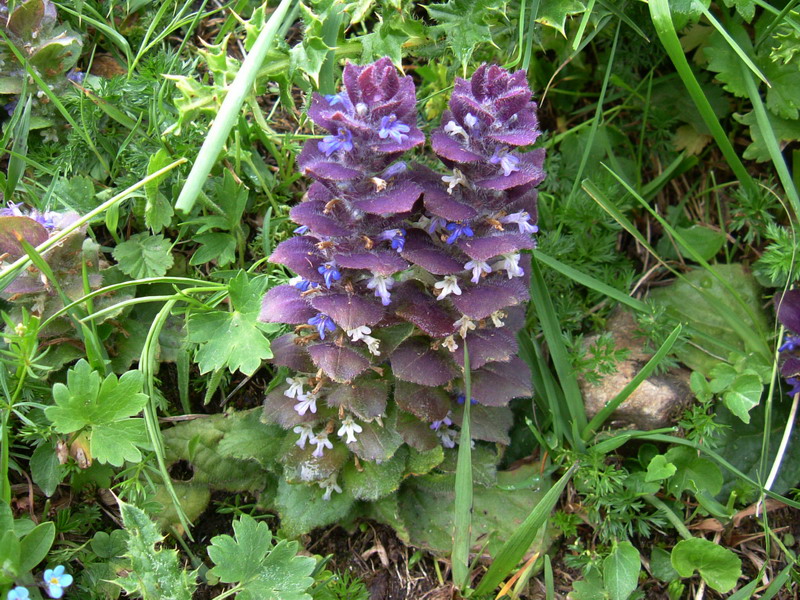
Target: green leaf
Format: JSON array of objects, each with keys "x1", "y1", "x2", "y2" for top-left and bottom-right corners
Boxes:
[
  {"x1": 689, "y1": 372, "x2": 712, "y2": 403},
  {"x1": 187, "y1": 272, "x2": 275, "y2": 375},
  {"x1": 274, "y1": 478, "x2": 356, "y2": 538},
  {"x1": 672, "y1": 225, "x2": 726, "y2": 261},
  {"x1": 113, "y1": 232, "x2": 174, "y2": 278},
  {"x1": 208, "y1": 514, "x2": 274, "y2": 583},
  {"x1": 536, "y1": 0, "x2": 586, "y2": 36},
  {"x1": 0, "y1": 529, "x2": 21, "y2": 584},
  {"x1": 91, "y1": 419, "x2": 149, "y2": 467},
  {"x1": 645, "y1": 455, "x2": 677, "y2": 482},
  {"x1": 188, "y1": 232, "x2": 236, "y2": 267},
  {"x1": 91, "y1": 530, "x2": 128, "y2": 559},
  {"x1": 650, "y1": 547, "x2": 680, "y2": 583},
  {"x1": 30, "y1": 442, "x2": 65, "y2": 497},
  {"x1": 18, "y1": 521, "x2": 55, "y2": 572},
  {"x1": 664, "y1": 446, "x2": 723, "y2": 496},
  {"x1": 145, "y1": 149, "x2": 174, "y2": 233},
  {"x1": 46, "y1": 361, "x2": 149, "y2": 432},
  {"x1": 721, "y1": 373, "x2": 762, "y2": 423},
  {"x1": 425, "y1": 0, "x2": 504, "y2": 66},
  {"x1": 603, "y1": 541, "x2": 641, "y2": 600},
  {"x1": 208, "y1": 514, "x2": 316, "y2": 600},
  {"x1": 671, "y1": 538, "x2": 741, "y2": 593},
  {"x1": 735, "y1": 109, "x2": 800, "y2": 163},
  {"x1": 342, "y1": 448, "x2": 407, "y2": 501},
  {"x1": 118, "y1": 500, "x2": 196, "y2": 600}
]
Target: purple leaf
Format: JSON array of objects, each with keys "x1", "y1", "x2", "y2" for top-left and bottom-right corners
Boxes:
[
  {"x1": 452, "y1": 404, "x2": 513, "y2": 444},
  {"x1": 290, "y1": 201, "x2": 352, "y2": 237},
  {"x1": 355, "y1": 180, "x2": 423, "y2": 215},
  {"x1": 394, "y1": 380, "x2": 451, "y2": 422},
  {"x1": 782, "y1": 357, "x2": 800, "y2": 378},
  {"x1": 430, "y1": 130, "x2": 483, "y2": 163},
  {"x1": 307, "y1": 342, "x2": 370, "y2": 383},
  {"x1": 391, "y1": 337, "x2": 458, "y2": 386},
  {"x1": 0, "y1": 216, "x2": 49, "y2": 257},
  {"x1": 451, "y1": 278, "x2": 529, "y2": 320},
  {"x1": 393, "y1": 281, "x2": 458, "y2": 337},
  {"x1": 400, "y1": 229, "x2": 464, "y2": 275},
  {"x1": 421, "y1": 184, "x2": 478, "y2": 222},
  {"x1": 776, "y1": 290, "x2": 800, "y2": 335},
  {"x1": 269, "y1": 334, "x2": 315, "y2": 372},
  {"x1": 298, "y1": 144, "x2": 363, "y2": 181},
  {"x1": 396, "y1": 411, "x2": 440, "y2": 451},
  {"x1": 326, "y1": 375, "x2": 388, "y2": 420},
  {"x1": 457, "y1": 232, "x2": 535, "y2": 262},
  {"x1": 259, "y1": 285, "x2": 316, "y2": 324},
  {"x1": 333, "y1": 250, "x2": 408, "y2": 276},
  {"x1": 263, "y1": 385, "x2": 319, "y2": 428},
  {"x1": 469, "y1": 358, "x2": 532, "y2": 406},
  {"x1": 269, "y1": 236, "x2": 325, "y2": 282},
  {"x1": 310, "y1": 292, "x2": 385, "y2": 330},
  {"x1": 452, "y1": 323, "x2": 518, "y2": 369}
]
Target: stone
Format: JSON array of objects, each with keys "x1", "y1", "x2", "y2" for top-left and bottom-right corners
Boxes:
[{"x1": 580, "y1": 310, "x2": 692, "y2": 430}]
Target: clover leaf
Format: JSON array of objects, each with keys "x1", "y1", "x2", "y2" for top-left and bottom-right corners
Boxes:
[{"x1": 44, "y1": 360, "x2": 149, "y2": 467}]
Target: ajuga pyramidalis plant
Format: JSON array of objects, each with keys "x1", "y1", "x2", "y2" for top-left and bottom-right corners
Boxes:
[{"x1": 259, "y1": 58, "x2": 545, "y2": 499}]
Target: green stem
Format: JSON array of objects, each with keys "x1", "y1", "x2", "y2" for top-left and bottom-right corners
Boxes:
[{"x1": 643, "y1": 494, "x2": 692, "y2": 540}]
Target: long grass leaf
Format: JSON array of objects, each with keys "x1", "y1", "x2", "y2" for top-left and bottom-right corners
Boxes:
[
  {"x1": 529, "y1": 256, "x2": 587, "y2": 442},
  {"x1": 473, "y1": 464, "x2": 578, "y2": 596},
  {"x1": 452, "y1": 342, "x2": 473, "y2": 589},
  {"x1": 647, "y1": 0, "x2": 756, "y2": 194},
  {"x1": 534, "y1": 250, "x2": 648, "y2": 312},
  {"x1": 6, "y1": 95, "x2": 31, "y2": 200},
  {"x1": 175, "y1": 0, "x2": 294, "y2": 215},
  {"x1": 582, "y1": 324, "x2": 682, "y2": 439}
]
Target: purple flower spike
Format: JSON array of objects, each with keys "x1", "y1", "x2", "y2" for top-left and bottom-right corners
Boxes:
[
  {"x1": 445, "y1": 222, "x2": 474, "y2": 245},
  {"x1": 318, "y1": 128, "x2": 353, "y2": 157},
  {"x1": 318, "y1": 262, "x2": 342, "y2": 288},
  {"x1": 379, "y1": 115, "x2": 411, "y2": 144},
  {"x1": 378, "y1": 228, "x2": 406, "y2": 252},
  {"x1": 308, "y1": 313, "x2": 336, "y2": 339}
]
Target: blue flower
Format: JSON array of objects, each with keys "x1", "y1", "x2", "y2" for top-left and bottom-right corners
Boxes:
[
  {"x1": 445, "y1": 222, "x2": 474, "y2": 245},
  {"x1": 293, "y1": 278, "x2": 318, "y2": 292},
  {"x1": 7, "y1": 587, "x2": 30, "y2": 600},
  {"x1": 318, "y1": 128, "x2": 353, "y2": 157},
  {"x1": 324, "y1": 93, "x2": 344, "y2": 105},
  {"x1": 43, "y1": 565, "x2": 73, "y2": 599},
  {"x1": 779, "y1": 334, "x2": 800, "y2": 353},
  {"x1": 378, "y1": 115, "x2": 411, "y2": 144},
  {"x1": 382, "y1": 162, "x2": 407, "y2": 179},
  {"x1": 318, "y1": 262, "x2": 342, "y2": 289},
  {"x1": 378, "y1": 229, "x2": 406, "y2": 252},
  {"x1": 489, "y1": 150, "x2": 520, "y2": 176},
  {"x1": 786, "y1": 377, "x2": 800, "y2": 398},
  {"x1": 294, "y1": 225, "x2": 310, "y2": 234},
  {"x1": 426, "y1": 216, "x2": 448, "y2": 235},
  {"x1": 456, "y1": 395, "x2": 478, "y2": 405},
  {"x1": 66, "y1": 69, "x2": 85, "y2": 84},
  {"x1": 308, "y1": 313, "x2": 336, "y2": 340},
  {"x1": 430, "y1": 414, "x2": 453, "y2": 431}
]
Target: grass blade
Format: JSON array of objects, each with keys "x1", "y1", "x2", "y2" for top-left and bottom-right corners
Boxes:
[
  {"x1": 175, "y1": 0, "x2": 294, "y2": 215},
  {"x1": 6, "y1": 94, "x2": 31, "y2": 200},
  {"x1": 452, "y1": 342, "x2": 473, "y2": 589},
  {"x1": 529, "y1": 255, "x2": 587, "y2": 444},
  {"x1": 648, "y1": 0, "x2": 756, "y2": 195},
  {"x1": 534, "y1": 250, "x2": 648, "y2": 313},
  {"x1": 582, "y1": 324, "x2": 682, "y2": 439},
  {"x1": 700, "y1": 7, "x2": 769, "y2": 87},
  {"x1": 473, "y1": 464, "x2": 578, "y2": 596}
]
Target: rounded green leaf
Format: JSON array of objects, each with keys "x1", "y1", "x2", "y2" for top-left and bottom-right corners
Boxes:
[
  {"x1": 603, "y1": 541, "x2": 641, "y2": 600},
  {"x1": 671, "y1": 537, "x2": 742, "y2": 593}
]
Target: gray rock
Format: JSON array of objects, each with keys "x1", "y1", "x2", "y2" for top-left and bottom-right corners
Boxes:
[{"x1": 580, "y1": 310, "x2": 692, "y2": 430}]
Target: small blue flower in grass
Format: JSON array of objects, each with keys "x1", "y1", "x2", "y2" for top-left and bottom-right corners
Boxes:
[
  {"x1": 308, "y1": 313, "x2": 336, "y2": 340},
  {"x1": 378, "y1": 229, "x2": 406, "y2": 252},
  {"x1": 7, "y1": 587, "x2": 30, "y2": 600},
  {"x1": 489, "y1": 150, "x2": 520, "y2": 176},
  {"x1": 445, "y1": 222, "x2": 474, "y2": 245},
  {"x1": 779, "y1": 334, "x2": 800, "y2": 353},
  {"x1": 457, "y1": 395, "x2": 478, "y2": 405},
  {"x1": 318, "y1": 128, "x2": 353, "y2": 157},
  {"x1": 378, "y1": 114, "x2": 411, "y2": 144},
  {"x1": 43, "y1": 566, "x2": 72, "y2": 599},
  {"x1": 318, "y1": 262, "x2": 341, "y2": 288}
]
